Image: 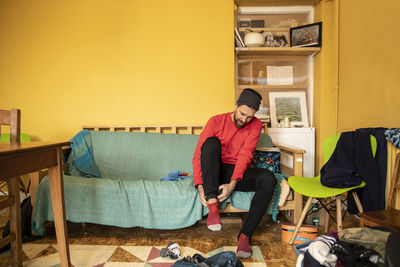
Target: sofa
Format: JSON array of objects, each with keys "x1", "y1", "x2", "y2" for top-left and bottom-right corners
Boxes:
[{"x1": 31, "y1": 125, "x2": 304, "y2": 236}]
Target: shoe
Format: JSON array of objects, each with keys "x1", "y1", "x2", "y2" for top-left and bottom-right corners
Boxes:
[
  {"x1": 160, "y1": 242, "x2": 181, "y2": 259},
  {"x1": 237, "y1": 233, "x2": 252, "y2": 259},
  {"x1": 207, "y1": 202, "x2": 222, "y2": 231}
]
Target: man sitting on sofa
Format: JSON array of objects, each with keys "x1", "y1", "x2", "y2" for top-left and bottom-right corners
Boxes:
[{"x1": 192, "y1": 88, "x2": 277, "y2": 259}]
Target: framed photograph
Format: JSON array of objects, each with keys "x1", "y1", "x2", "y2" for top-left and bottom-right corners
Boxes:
[
  {"x1": 269, "y1": 91, "x2": 309, "y2": 128},
  {"x1": 264, "y1": 32, "x2": 289, "y2": 47},
  {"x1": 290, "y1": 22, "x2": 322, "y2": 47}
]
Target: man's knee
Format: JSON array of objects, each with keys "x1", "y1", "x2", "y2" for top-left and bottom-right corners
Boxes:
[
  {"x1": 201, "y1": 137, "x2": 221, "y2": 154},
  {"x1": 257, "y1": 170, "x2": 277, "y2": 191}
]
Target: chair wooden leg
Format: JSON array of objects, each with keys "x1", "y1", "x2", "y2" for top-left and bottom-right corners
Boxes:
[
  {"x1": 9, "y1": 177, "x2": 22, "y2": 267},
  {"x1": 293, "y1": 191, "x2": 303, "y2": 224},
  {"x1": 18, "y1": 177, "x2": 28, "y2": 197},
  {"x1": 360, "y1": 217, "x2": 365, "y2": 228},
  {"x1": 29, "y1": 172, "x2": 40, "y2": 208},
  {"x1": 336, "y1": 197, "x2": 342, "y2": 232},
  {"x1": 352, "y1": 191, "x2": 363, "y2": 213},
  {"x1": 324, "y1": 206, "x2": 330, "y2": 234},
  {"x1": 289, "y1": 197, "x2": 313, "y2": 245}
]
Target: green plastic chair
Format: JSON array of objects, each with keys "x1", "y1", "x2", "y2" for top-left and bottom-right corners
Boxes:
[
  {"x1": 0, "y1": 133, "x2": 31, "y2": 142},
  {"x1": 0, "y1": 132, "x2": 31, "y2": 196},
  {"x1": 288, "y1": 133, "x2": 377, "y2": 244}
]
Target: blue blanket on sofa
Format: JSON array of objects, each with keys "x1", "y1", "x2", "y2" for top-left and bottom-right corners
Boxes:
[{"x1": 32, "y1": 130, "x2": 282, "y2": 235}]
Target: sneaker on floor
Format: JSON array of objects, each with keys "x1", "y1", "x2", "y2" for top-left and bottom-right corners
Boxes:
[
  {"x1": 160, "y1": 242, "x2": 181, "y2": 259},
  {"x1": 237, "y1": 233, "x2": 252, "y2": 259}
]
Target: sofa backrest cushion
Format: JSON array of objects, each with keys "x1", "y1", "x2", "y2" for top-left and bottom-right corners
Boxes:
[{"x1": 89, "y1": 131, "x2": 273, "y2": 181}]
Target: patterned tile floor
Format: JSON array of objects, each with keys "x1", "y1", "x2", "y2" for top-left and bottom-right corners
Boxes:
[
  {"x1": 4, "y1": 244, "x2": 268, "y2": 267},
  {"x1": 0, "y1": 212, "x2": 359, "y2": 267}
]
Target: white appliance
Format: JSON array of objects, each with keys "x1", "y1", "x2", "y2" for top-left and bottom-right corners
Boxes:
[{"x1": 268, "y1": 127, "x2": 315, "y2": 177}]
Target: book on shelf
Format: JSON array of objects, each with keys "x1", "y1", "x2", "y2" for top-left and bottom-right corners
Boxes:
[
  {"x1": 235, "y1": 28, "x2": 245, "y2": 47},
  {"x1": 235, "y1": 35, "x2": 244, "y2": 47}
]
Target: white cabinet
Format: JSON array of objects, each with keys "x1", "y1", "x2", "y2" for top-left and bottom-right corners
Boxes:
[{"x1": 268, "y1": 127, "x2": 315, "y2": 177}]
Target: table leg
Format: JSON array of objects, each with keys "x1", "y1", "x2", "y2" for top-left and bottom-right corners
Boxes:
[
  {"x1": 48, "y1": 148, "x2": 71, "y2": 267},
  {"x1": 9, "y1": 176, "x2": 22, "y2": 266}
]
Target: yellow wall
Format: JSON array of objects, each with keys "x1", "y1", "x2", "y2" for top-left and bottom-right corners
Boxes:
[
  {"x1": 313, "y1": 0, "x2": 339, "y2": 170},
  {"x1": 314, "y1": 0, "x2": 400, "y2": 171},
  {"x1": 338, "y1": 0, "x2": 400, "y2": 131},
  {"x1": 0, "y1": 0, "x2": 234, "y2": 141}
]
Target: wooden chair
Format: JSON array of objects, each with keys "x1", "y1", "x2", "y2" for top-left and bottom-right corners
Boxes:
[
  {"x1": 360, "y1": 153, "x2": 400, "y2": 232},
  {"x1": 0, "y1": 108, "x2": 22, "y2": 266}
]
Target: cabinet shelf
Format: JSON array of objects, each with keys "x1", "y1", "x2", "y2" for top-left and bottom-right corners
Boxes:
[
  {"x1": 238, "y1": 84, "x2": 308, "y2": 90},
  {"x1": 235, "y1": 47, "x2": 321, "y2": 56},
  {"x1": 238, "y1": 27, "x2": 289, "y2": 32}
]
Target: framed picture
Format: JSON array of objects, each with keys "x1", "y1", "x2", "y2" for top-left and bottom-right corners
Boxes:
[
  {"x1": 269, "y1": 91, "x2": 309, "y2": 128},
  {"x1": 264, "y1": 32, "x2": 289, "y2": 47},
  {"x1": 290, "y1": 22, "x2": 322, "y2": 47}
]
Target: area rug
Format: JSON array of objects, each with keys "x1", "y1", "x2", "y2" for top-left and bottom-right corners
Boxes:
[{"x1": 7, "y1": 244, "x2": 268, "y2": 267}]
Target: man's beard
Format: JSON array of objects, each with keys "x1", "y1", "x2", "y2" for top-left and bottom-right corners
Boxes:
[{"x1": 233, "y1": 112, "x2": 246, "y2": 129}]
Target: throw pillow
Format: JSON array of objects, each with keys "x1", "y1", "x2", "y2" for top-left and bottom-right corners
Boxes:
[{"x1": 252, "y1": 148, "x2": 281, "y2": 174}]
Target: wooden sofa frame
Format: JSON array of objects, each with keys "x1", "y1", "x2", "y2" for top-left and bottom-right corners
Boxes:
[{"x1": 30, "y1": 124, "x2": 305, "y2": 224}]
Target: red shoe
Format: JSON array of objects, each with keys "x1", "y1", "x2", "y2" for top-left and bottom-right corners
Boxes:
[
  {"x1": 207, "y1": 202, "x2": 221, "y2": 231},
  {"x1": 237, "y1": 233, "x2": 252, "y2": 259}
]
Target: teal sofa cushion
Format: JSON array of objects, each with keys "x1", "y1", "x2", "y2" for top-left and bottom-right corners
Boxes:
[{"x1": 90, "y1": 131, "x2": 199, "y2": 180}]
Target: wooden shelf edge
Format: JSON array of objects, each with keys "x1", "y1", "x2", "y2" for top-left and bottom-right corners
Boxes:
[
  {"x1": 238, "y1": 27, "x2": 289, "y2": 32},
  {"x1": 238, "y1": 84, "x2": 308, "y2": 90},
  {"x1": 235, "y1": 47, "x2": 321, "y2": 56}
]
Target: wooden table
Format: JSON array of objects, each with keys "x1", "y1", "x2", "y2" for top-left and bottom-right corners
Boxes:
[{"x1": 0, "y1": 141, "x2": 71, "y2": 266}]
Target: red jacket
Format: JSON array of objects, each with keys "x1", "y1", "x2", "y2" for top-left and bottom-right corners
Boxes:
[{"x1": 192, "y1": 112, "x2": 262, "y2": 186}]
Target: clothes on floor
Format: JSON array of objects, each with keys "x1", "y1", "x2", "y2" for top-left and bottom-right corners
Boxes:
[
  {"x1": 192, "y1": 112, "x2": 262, "y2": 186},
  {"x1": 296, "y1": 230, "x2": 386, "y2": 267},
  {"x1": 200, "y1": 137, "x2": 277, "y2": 238},
  {"x1": 339, "y1": 227, "x2": 390, "y2": 260},
  {"x1": 296, "y1": 233, "x2": 338, "y2": 267},
  {"x1": 172, "y1": 251, "x2": 244, "y2": 267},
  {"x1": 333, "y1": 240, "x2": 382, "y2": 266},
  {"x1": 320, "y1": 131, "x2": 382, "y2": 212}
]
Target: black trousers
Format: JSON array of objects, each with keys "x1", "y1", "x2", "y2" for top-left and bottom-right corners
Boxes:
[{"x1": 200, "y1": 137, "x2": 277, "y2": 238}]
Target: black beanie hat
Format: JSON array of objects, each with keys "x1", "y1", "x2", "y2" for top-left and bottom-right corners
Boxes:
[{"x1": 236, "y1": 88, "x2": 262, "y2": 111}]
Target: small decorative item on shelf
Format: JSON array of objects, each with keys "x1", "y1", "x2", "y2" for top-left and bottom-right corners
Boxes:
[
  {"x1": 283, "y1": 116, "x2": 290, "y2": 128},
  {"x1": 264, "y1": 32, "x2": 289, "y2": 47},
  {"x1": 269, "y1": 91, "x2": 309, "y2": 128},
  {"x1": 234, "y1": 28, "x2": 245, "y2": 47},
  {"x1": 256, "y1": 70, "x2": 267, "y2": 85},
  {"x1": 290, "y1": 22, "x2": 322, "y2": 47},
  {"x1": 238, "y1": 18, "x2": 251, "y2": 28},
  {"x1": 243, "y1": 29, "x2": 265, "y2": 47},
  {"x1": 250, "y1": 19, "x2": 265, "y2": 28}
]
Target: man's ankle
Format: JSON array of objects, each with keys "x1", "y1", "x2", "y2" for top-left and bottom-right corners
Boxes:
[
  {"x1": 207, "y1": 198, "x2": 218, "y2": 205},
  {"x1": 237, "y1": 233, "x2": 252, "y2": 259},
  {"x1": 207, "y1": 202, "x2": 221, "y2": 231}
]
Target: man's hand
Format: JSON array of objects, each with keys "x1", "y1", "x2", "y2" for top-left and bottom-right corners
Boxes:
[
  {"x1": 217, "y1": 179, "x2": 238, "y2": 202},
  {"x1": 197, "y1": 185, "x2": 208, "y2": 206}
]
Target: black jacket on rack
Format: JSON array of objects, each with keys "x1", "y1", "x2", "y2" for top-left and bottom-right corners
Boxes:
[{"x1": 320, "y1": 131, "x2": 382, "y2": 212}]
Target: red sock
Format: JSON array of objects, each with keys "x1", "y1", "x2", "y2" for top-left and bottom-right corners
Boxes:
[
  {"x1": 237, "y1": 233, "x2": 252, "y2": 259},
  {"x1": 207, "y1": 202, "x2": 221, "y2": 231}
]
